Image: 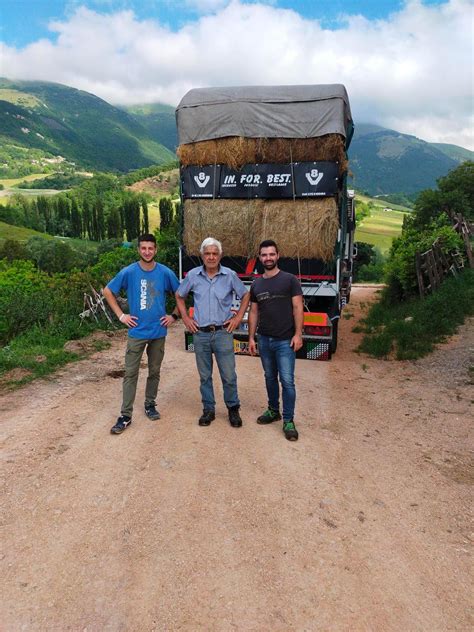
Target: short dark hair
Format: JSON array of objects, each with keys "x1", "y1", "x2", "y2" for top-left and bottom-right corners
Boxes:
[
  {"x1": 138, "y1": 233, "x2": 156, "y2": 245},
  {"x1": 259, "y1": 239, "x2": 278, "y2": 254}
]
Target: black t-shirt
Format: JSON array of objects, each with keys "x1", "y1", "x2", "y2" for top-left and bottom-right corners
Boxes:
[{"x1": 250, "y1": 270, "x2": 303, "y2": 339}]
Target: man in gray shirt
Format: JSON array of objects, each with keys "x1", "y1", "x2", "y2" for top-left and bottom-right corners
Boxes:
[{"x1": 175, "y1": 237, "x2": 250, "y2": 427}]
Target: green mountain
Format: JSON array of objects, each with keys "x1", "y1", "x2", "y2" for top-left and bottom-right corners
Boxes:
[
  {"x1": 122, "y1": 103, "x2": 177, "y2": 152},
  {"x1": 0, "y1": 79, "x2": 175, "y2": 172},
  {"x1": 349, "y1": 123, "x2": 471, "y2": 196},
  {"x1": 430, "y1": 142, "x2": 474, "y2": 163},
  {"x1": 1, "y1": 79, "x2": 471, "y2": 198}
]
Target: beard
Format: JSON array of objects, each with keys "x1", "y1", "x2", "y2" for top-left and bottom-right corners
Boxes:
[{"x1": 263, "y1": 260, "x2": 277, "y2": 270}]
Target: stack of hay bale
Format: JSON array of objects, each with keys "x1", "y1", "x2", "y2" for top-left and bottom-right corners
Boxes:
[{"x1": 175, "y1": 85, "x2": 353, "y2": 262}]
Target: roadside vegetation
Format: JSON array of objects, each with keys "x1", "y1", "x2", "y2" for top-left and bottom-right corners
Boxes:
[
  {"x1": 0, "y1": 221, "x2": 179, "y2": 388},
  {"x1": 356, "y1": 161, "x2": 474, "y2": 359},
  {"x1": 0, "y1": 161, "x2": 180, "y2": 388}
]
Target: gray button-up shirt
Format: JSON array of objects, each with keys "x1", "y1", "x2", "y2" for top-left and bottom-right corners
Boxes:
[{"x1": 177, "y1": 265, "x2": 248, "y2": 327}]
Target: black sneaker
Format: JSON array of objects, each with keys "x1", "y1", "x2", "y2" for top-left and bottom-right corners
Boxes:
[
  {"x1": 144, "y1": 403, "x2": 160, "y2": 420},
  {"x1": 257, "y1": 408, "x2": 282, "y2": 424},
  {"x1": 283, "y1": 419, "x2": 299, "y2": 441},
  {"x1": 198, "y1": 410, "x2": 215, "y2": 426},
  {"x1": 111, "y1": 415, "x2": 132, "y2": 434},
  {"x1": 228, "y1": 405, "x2": 242, "y2": 427}
]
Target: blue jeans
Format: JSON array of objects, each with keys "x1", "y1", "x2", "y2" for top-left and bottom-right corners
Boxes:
[
  {"x1": 193, "y1": 329, "x2": 239, "y2": 411},
  {"x1": 257, "y1": 335, "x2": 296, "y2": 421}
]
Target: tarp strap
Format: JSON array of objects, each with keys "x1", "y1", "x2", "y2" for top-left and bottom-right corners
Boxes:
[{"x1": 290, "y1": 144, "x2": 302, "y2": 280}]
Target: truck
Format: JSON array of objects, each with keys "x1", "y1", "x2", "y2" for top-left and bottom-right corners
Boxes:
[{"x1": 175, "y1": 84, "x2": 355, "y2": 360}]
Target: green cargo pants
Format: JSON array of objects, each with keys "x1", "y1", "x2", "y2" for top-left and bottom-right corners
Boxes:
[{"x1": 121, "y1": 336, "x2": 165, "y2": 417}]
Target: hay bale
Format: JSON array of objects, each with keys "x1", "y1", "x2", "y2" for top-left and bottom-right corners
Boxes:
[
  {"x1": 183, "y1": 199, "x2": 262, "y2": 258},
  {"x1": 259, "y1": 198, "x2": 339, "y2": 261},
  {"x1": 183, "y1": 198, "x2": 339, "y2": 261},
  {"x1": 177, "y1": 134, "x2": 347, "y2": 173}
]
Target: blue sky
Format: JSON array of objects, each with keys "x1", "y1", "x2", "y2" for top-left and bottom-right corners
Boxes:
[
  {"x1": 0, "y1": 0, "x2": 447, "y2": 47},
  {"x1": 0, "y1": 0, "x2": 472, "y2": 148}
]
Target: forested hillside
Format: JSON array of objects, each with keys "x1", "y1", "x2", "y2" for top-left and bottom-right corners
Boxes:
[
  {"x1": 349, "y1": 123, "x2": 471, "y2": 197},
  {"x1": 123, "y1": 103, "x2": 177, "y2": 152},
  {"x1": 0, "y1": 79, "x2": 175, "y2": 174}
]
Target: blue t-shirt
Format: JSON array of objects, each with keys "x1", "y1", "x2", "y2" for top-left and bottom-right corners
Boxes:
[{"x1": 107, "y1": 261, "x2": 179, "y2": 339}]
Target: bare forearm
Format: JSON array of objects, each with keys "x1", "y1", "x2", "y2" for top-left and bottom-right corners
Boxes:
[
  {"x1": 293, "y1": 306, "x2": 304, "y2": 335},
  {"x1": 248, "y1": 305, "x2": 258, "y2": 340},
  {"x1": 103, "y1": 286, "x2": 137, "y2": 328},
  {"x1": 175, "y1": 293, "x2": 188, "y2": 319},
  {"x1": 175, "y1": 292, "x2": 198, "y2": 332},
  {"x1": 103, "y1": 287, "x2": 123, "y2": 320},
  {"x1": 293, "y1": 296, "x2": 304, "y2": 335}
]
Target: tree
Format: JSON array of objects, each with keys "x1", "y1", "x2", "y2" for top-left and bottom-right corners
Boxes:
[
  {"x1": 36, "y1": 196, "x2": 53, "y2": 234},
  {"x1": 123, "y1": 198, "x2": 141, "y2": 241},
  {"x1": 159, "y1": 197, "x2": 173, "y2": 231},
  {"x1": 95, "y1": 199, "x2": 106, "y2": 241},
  {"x1": 55, "y1": 196, "x2": 71, "y2": 236},
  {"x1": 82, "y1": 200, "x2": 92, "y2": 240},
  {"x1": 412, "y1": 161, "x2": 474, "y2": 229},
  {"x1": 107, "y1": 207, "x2": 123, "y2": 240},
  {"x1": 379, "y1": 162, "x2": 472, "y2": 303},
  {"x1": 141, "y1": 199, "x2": 149, "y2": 234},
  {"x1": 437, "y1": 161, "x2": 474, "y2": 219},
  {"x1": 70, "y1": 198, "x2": 82, "y2": 238}
]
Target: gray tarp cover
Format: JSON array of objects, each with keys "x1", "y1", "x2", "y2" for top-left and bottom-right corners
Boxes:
[{"x1": 175, "y1": 84, "x2": 352, "y2": 145}]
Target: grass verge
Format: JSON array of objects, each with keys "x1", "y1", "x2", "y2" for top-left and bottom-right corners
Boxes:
[
  {"x1": 356, "y1": 269, "x2": 474, "y2": 360},
  {"x1": 0, "y1": 319, "x2": 111, "y2": 389}
]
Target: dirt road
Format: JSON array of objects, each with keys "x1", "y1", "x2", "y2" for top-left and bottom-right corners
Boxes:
[{"x1": 1, "y1": 287, "x2": 472, "y2": 631}]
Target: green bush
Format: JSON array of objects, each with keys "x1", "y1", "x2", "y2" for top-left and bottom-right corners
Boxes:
[
  {"x1": 356, "y1": 261, "x2": 385, "y2": 282},
  {"x1": 385, "y1": 216, "x2": 463, "y2": 301},
  {"x1": 0, "y1": 260, "x2": 53, "y2": 343},
  {"x1": 89, "y1": 246, "x2": 138, "y2": 286},
  {"x1": 0, "y1": 239, "x2": 29, "y2": 262}
]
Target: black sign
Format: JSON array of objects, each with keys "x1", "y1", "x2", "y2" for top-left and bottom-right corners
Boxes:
[
  {"x1": 181, "y1": 162, "x2": 338, "y2": 199},
  {"x1": 293, "y1": 162, "x2": 339, "y2": 197},
  {"x1": 181, "y1": 165, "x2": 219, "y2": 198},
  {"x1": 219, "y1": 164, "x2": 294, "y2": 198}
]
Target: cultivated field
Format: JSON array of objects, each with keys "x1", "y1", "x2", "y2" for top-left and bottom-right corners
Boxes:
[{"x1": 355, "y1": 205, "x2": 407, "y2": 253}]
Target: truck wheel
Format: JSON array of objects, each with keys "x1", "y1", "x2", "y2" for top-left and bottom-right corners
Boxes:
[{"x1": 331, "y1": 319, "x2": 339, "y2": 354}]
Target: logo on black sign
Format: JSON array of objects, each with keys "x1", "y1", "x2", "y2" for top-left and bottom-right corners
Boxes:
[
  {"x1": 305, "y1": 169, "x2": 324, "y2": 186},
  {"x1": 194, "y1": 172, "x2": 210, "y2": 188}
]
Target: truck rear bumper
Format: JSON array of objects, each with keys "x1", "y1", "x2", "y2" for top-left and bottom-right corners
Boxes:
[{"x1": 184, "y1": 331, "x2": 332, "y2": 361}]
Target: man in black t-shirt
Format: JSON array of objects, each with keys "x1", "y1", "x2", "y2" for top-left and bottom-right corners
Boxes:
[{"x1": 248, "y1": 240, "x2": 303, "y2": 441}]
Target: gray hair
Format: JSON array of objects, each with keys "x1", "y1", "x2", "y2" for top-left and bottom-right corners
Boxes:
[{"x1": 200, "y1": 237, "x2": 222, "y2": 255}]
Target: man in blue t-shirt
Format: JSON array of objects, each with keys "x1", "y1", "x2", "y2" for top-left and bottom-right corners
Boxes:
[{"x1": 103, "y1": 234, "x2": 180, "y2": 435}]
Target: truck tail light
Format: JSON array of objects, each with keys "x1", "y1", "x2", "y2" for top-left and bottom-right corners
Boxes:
[{"x1": 304, "y1": 325, "x2": 331, "y2": 337}]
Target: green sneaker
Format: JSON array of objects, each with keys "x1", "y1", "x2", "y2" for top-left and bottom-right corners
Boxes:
[
  {"x1": 257, "y1": 408, "x2": 282, "y2": 424},
  {"x1": 283, "y1": 419, "x2": 299, "y2": 441}
]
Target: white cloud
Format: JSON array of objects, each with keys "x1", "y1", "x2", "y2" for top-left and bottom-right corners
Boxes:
[{"x1": 1, "y1": 0, "x2": 473, "y2": 148}]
